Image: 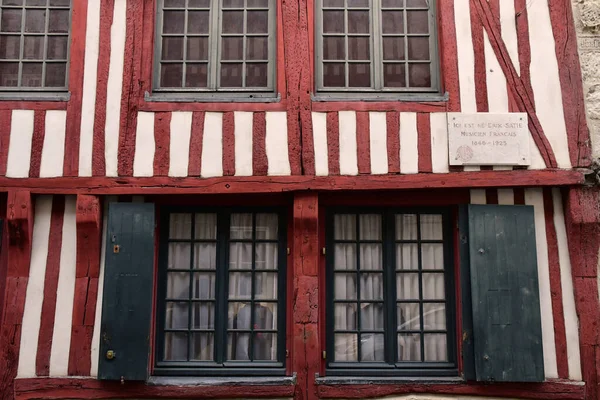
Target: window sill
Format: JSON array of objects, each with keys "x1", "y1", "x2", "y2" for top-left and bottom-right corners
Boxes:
[
  {"x1": 316, "y1": 375, "x2": 463, "y2": 385},
  {"x1": 144, "y1": 91, "x2": 281, "y2": 103},
  {"x1": 147, "y1": 374, "x2": 296, "y2": 386},
  {"x1": 0, "y1": 91, "x2": 70, "y2": 102},
  {"x1": 311, "y1": 91, "x2": 449, "y2": 103}
]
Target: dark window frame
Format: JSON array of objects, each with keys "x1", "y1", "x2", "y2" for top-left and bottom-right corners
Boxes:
[
  {"x1": 155, "y1": 206, "x2": 288, "y2": 377},
  {"x1": 325, "y1": 207, "x2": 457, "y2": 377}
]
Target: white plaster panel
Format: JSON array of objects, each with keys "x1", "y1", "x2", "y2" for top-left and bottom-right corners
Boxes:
[
  {"x1": 369, "y1": 112, "x2": 388, "y2": 175},
  {"x1": 399, "y1": 112, "x2": 418, "y2": 174},
  {"x1": 133, "y1": 112, "x2": 155, "y2": 177},
  {"x1": 266, "y1": 111, "x2": 291, "y2": 176},
  {"x1": 499, "y1": 0, "x2": 520, "y2": 70},
  {"x1": 168, "y1": 112, "x2": 192, "y2": 177},
  {"x1": 312, "y1": 112, "x2": 329, "y2": 176},
  {"x1": 6, "y1": 110, "x2": 34, "y2": 178},
  {"x1": 234, "y1": 111, "x2": 253, "y2": 176},
  {"x1": 17, "y1": 196, "x2": 53, "y2": 378},
  {"x1": 40, "y1": 111, "x2": 67, "y2": 178},
  {"x1": 430, "y1": 113, "x2": 449, "y2": 173},
  {"x1": 454, "y1": 0, "x2": 477, "y2": 113},
  {"x1": 469, "y1": 189, "x2": 486, "y2": 205},
  {"x1": 484, "y1": 31, "x2": 509, "y2": 113},
  {"x1": 497, "y1": 189, "x2": 515, "y2": 205},
  {"x1": 201, "y1": 112, "x2": 223, "y2": 178},
  {"x1": 339, "y1": 111, "x2": 358, "y2": 176}
]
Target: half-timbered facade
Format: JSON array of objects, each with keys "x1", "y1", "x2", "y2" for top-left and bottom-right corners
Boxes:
[{"x1": 0, "y1": 0, "x2": 598, "y2": 400}]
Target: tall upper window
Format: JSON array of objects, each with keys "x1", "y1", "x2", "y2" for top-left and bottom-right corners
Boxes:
[
  {"x1": 156, "y1": 209, "x2": 286, "y2": 375},
  {"x1": 154, "y1": 0, "x2": 276, "y2": 98},
  {"x1": 316, "y1": 0, "x2": 438, "y2": 95},
  {"x1": 326, "y1": 210, "x2": 456, "y2": 375},
  {"x1": 0, "y1": 0, "x2": 71, "y2": 90}
]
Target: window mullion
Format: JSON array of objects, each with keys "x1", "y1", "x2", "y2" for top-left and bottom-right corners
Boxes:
[
  {"x1": 215, "y1": 210, "x2": 229, "y2": 364},
  {"x1": 17, "y1": 3, "x2": 25, "y2": 87},
  {"x1": 209, "y1": 0, "x2": 220, "y2": 90},
  {"x1": 384, "y1": 210, "x2": 396, "y2": 365},
  {"x1": 267, "y1": 0, "x2": 276, "y2": 91},
  {"x1": 371, "y1": 0, "x2": 382, "y2": 90}
]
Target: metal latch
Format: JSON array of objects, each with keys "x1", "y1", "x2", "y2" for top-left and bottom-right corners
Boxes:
[
  {"x1": 106, "y1": 350, "x2": 116, "y2": 360},
  {"x1": 113, "y1": 245, "x2": 120, "y2": 253}
]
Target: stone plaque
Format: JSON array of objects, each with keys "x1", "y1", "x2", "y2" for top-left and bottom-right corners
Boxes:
[{"x1": 447, "y1": 113, "x2": 530, "y2": 166}]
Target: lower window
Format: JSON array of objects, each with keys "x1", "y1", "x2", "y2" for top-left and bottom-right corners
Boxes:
[
  {"x1": 155, "y1": 208, "x2": 287, "y2": 375},
  {"x1": 326, "y1": 209, "x2": 457, "y2": 376}
]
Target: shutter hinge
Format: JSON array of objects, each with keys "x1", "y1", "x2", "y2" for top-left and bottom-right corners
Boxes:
[
  {"x1": 286, "y1": 349, "x2": 289, "y2": 357},
  {"x1": 322, "y1": 351, "x2": 326, "y2": 359},
  {"x1": 286, "y1": 248, "x2": 290, "y2": 255},
  {"x1": 322, "y1": 247, "x2": 326, "y2": 255}
]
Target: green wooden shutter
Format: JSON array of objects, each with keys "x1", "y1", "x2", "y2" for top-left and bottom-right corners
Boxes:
[
  {"x1": 98, "y1": 203, "x2": 155, "y2": 381},
  {"x1": 460, "y1": 205, "x2": 544, "y2": 383}
]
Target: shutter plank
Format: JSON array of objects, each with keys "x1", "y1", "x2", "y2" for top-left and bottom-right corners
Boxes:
[
  {"x1": 463, "y1": 205, "x2": 544, "y2": 382},
  {"x1": 98, "y1": 203, "x2": 154, "y2": 381}
]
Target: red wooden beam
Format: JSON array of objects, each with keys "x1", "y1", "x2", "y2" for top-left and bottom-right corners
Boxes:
[
  {"x1": 0, "y1": 170, "x2": 585, "y2": 196},
  {"x1": 292, "y1": 192, "x2": 320, "y2": 400},
  {"x1": 0, "y1": 191, "x2": 33, "y2": 400},
  {"x1": 471, "y1": 0, "x2": 558, "y2": 168},
  {"x1": 68, "y1": 195, "x2": 102, "y2": 376},
  {"x1": 317, "y1": 380, "x2": 585, "y2": 400},
  {"x1": 14, "y1": 378, "x2": 295, "y2": 400},
  {"x1": 564, "y1": 187, "x2": 600, "y2": 400}
]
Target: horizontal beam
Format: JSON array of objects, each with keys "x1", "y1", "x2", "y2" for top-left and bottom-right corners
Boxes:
[{"x1": 0, "y1": 170, "x2": 586, "y2": 195}]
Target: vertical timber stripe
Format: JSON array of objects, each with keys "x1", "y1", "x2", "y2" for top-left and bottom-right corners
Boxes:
[
  {"x1": 369, "y1": 112, "x2": 387, "y2": 175},
  {"x1": 485, "y1": 189, "x2": 498, "y2": 205},
  {"x1": 399, "y1": 112, "x2": 418, "y2": 174},
  {"x1": 92, "y1": 0, "x2": 115, "y2": 177},
  {"x1": 153, "y1": 112, "x2": 171, "y2": 177},
  {"x1": 252, "y1": 112, "x2": 268, "y2": 176},
  {"x1": 49, "y1": 196, "x2": 77, "y2": 377},
  {"x1": 0, "y1": 110, "x2": 11, "y2": 176},
  {"x1": 168, "y1": 112, "x2": 192, "y2": 178},
  {"x1": 430, "y1": 113, "x2": 449, "y2": 173},
  {"x1": 386, "y1": 111, "x2": 400, "y2": 174},
  {"x1": 133, "y1": 112, "x2": 155, "y2": 177},
  {"x1": 17, "y1": 196, "x2": 53, "y2": 378},
  {"x1": 470, "y1": 0, "x2": 488, "y2": 113},
  {"x1": 188, "y1": 111, "x2": 205, "y2": 177},
  {"x1": 543, "y1": 187, "x2": 569, "y2": 379},
  {"x1": 552, "y1": 188, "x2": 583, "y2": 380},
  {"x1": 222, "y1": 112, "x2": 236, "y2": 177},
  {"x1": 201, "y1": 112, "x2": 223, "y2": 178},
  {"x1": 265, "y1": 112, "x2": 291, "y2": 176},
  {"x1": 525, "y1": 188, "x2": 559, "y2": 378},
  {"x1": 234, "y1": 112, "x2": 253, "y2": 177},
  {"x1": 356, "y1": 112, "x2": 371, "y2": 175},
  {"x1": 416, "y1": 113, "x2": 432, "y2": 173},
  {"x1": 326, "y1": 112, "x2": 340, "y2": 175},
  {"x1": 312, "y1": 112, "x2": 329, "y2": 176},
  {"x1": 439, "y1": 0, "x2": 460, "y2": 111},
  {"x1": 40, "y1": 111, "x2": 67, "y2": 178},
  {"x1": 339, "y1": 111, "x2": 358, "y2": 176},
  {"x1": 6, "y1": 110, "x2": 34, "y2": 178},
  {"x1": 29, "y1": 111, "x2": 47, "y2": 179},
  {"x1": 78, "y1": 0, "x2": 101, "y2": 177},
  {"x1": 35, "y1": 196, "x2": 66, "y2": 377},
  {"x1": 514, "y1": 188, "x2": 526, "y2": 205}
]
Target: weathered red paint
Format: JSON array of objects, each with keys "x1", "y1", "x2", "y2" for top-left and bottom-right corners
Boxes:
[
  {"x1": 312, "y1": 102, "x2": 446, "y2": 113},
  {"x1": 356, "y1": 112, "x2": 370, "y2": 175},
  {"x1": 252, "y1": 112, "x2": 268, "y2": 176},
  {"x1": 472, "y1": 0, "x2": 558, "y2": 168},
  {"x1": 63, "y1": 0, "x2": 88, "y2": 177},
  {"x1": 0, "y1": 102, "x2": 67, "y2": 111},
  {"x1": 222, "y1": 112, "x2": 236, "y2": 177},
  {"x1": 321, "y1": 190, "x2": 470, "y2": 207},
  {"x1": 470, "y1": 1, "x2": 489, "y2": 113},
  {"x1": 0, "y1": 170, "x2": 585, "y2": 195},
  {"x1": 0, "y1": 191, "x2": 33, "y2": 400},
  {"x1": 187, "y1": 111, "x2": 205, "y2": 177},
  {"x1": 438, "y1": 0, "x2": 461, "y2": 112},
  {"x1": 138, "y1": 101, "x2": 288, "y2": 113},
  {"x1": 485, "y1": 189, "x2": 498, "y2": 205},
  {"x1": 92, "y1": 0, "x2": 115, "y2": 177},
  {"x1": 317, "y1": 381, "x2": 585, "y2": 399},
  {"x1": 68, "y1": 195, "x2": 102, "y2": 376},
  {"x1": 35, "y1": 196, "x2": 66, "y2": 377},
  {"x1": 564, "y1": 187, "x2": 600, "y2": 400},
  {"x1": 14, "y1": 378, "x2": 296, "y2": 400},
  {"x1": 0, "y1": 110, "x2": 12, "y2": 177},
  {"x1": 543, "y1": 188, "x2": 569, "y2": 379},
  {"x1": 417, "y1": 113, "x2": 432, "y2": 173},
  {"x1": 514, "y1": 187, "x2": 526, "y2": 205},
  {"x1": 386, "y1": 111, "x2": 400, "y2": 174},
  {"x1": 326, "y1": 112, "x2": 340, "y2": 175},
  {"x1": 548, "y1": 0, "x2": 592, "y2": 168},
  {"x1": 153, "y1": 112, "x2": 171, "y2": 177},
  {"x1": 0, "y1": 195, "x2": 7, "y2": 326},
  {"x1": 29, "y1": 111, "x2": 46, "y2": 179}
]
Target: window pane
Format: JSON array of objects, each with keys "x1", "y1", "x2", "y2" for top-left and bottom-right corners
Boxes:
[
  {"x1": 360, "y1": 273, "x2": 383, "y2": 300},
  {"x1": 360, "y1": 244, "x2": 382, "y2": 270},
  {"x1": 222, "y1": 0, "x2": 244, "y2": 7},
  {"x1": 256, "y1": 214, "x2": 278, "y2": 239},
  {"x1": 348, "y1": 36, "x2": 369, "y2": 60},
  {"x1": 228, "y1": 302, "x2": 251, "y2": 329},
  {"x1": 163, "y1": 10, "x2": 185, "y2": 33},
  {"x1": 253, "y1": 333, "x2": 277, "y2": 360},
  {"x1": 397, "y1": 302, "x2": 420, "y2": 330},
  {"x1": 255, "y1": 272, "x2": 277, "y2": 299},
  {"x1": 348, "y1": 0, "x2": 369, "y2": 6},
  {"x1": 187, "y1": 37, "x2": 209, "y2": 60},
  {"x1": 420, "y1": 214, "x2": 443, "y2": 240},
  {"x1": 248, "y1": 0, "x2": 268, "y2": 7},
  {"x1": 408, "y1": 63, "x2": 430, "y2": 87},
  {"x1": 23, "y1": 36, "x2": 44, "y2": 59},
  {"x1": 222, "y1": 10, "x2": 243, "y2": 34},
  {"x1": 247, "y1": 10, "x2": 268, "y2": 34},
  {"x1": 360, "y1": 333, "x2": 384, "y2": 361},
  {"x1": 348, "y1": 63, "x2": 370, "y2": 87},
  {"x1": 422, "y1": 273, "x2": 445, "y2": 300},
  {"x1": 384, "y1": 63, "x2": 406, "y2": 87},
  {"x1": 231, "y1": 213, "x2": 252, "y2": 239},
  {"x1": 396, "y1": 243, "x2": 418, "y2": 270},
  {"x1": 322, "y1": 10, "x2": 344, "y2": 33},
  {"x1": 220, "y1": 62, "x2": 243, "y2": 86},
  {"x1": 323, "y1": 62, "x2": 345, "y2": 87},
  {"x1": 165, "y1": 302, "x2": 188, "y2": 329},
  {"x1": 192, "y1": 272, "x2": 216, "y2": 299},
  {"x1": 229, "y1": 272, "x2": 253, "y2": 299},
  {"x1": 421, "y1": 243, "x2": 443, "y2": 270},
  {"x1": 48, "y1": 9, "x2": 69, "y2": 33},
  {"x1": 45, "y1": 62, "x2": 66, "y2": 86},
  {"x1": 335, "y1": 244, "x2": 356, "y2": 270},
  {"x1": 189, "y1": 0, "x2": 210, "y2": 6},
  {"x1": 423, "y1": 303, "x2": 446, "y2": 330},
  {"x1": 164, "y1": 332, "x2": 188, "y2": 361},
  {"x1": 396, "y1": 214, "x2": 417, "y2": 240},
  {"x1": 229, "y1": 242, "x2": 252, "y2": 270},
  {"x1": 47, "y1": 36, "x2": 68, "y2": 59},
  {"x1": 407, "y1": 36, "x2": 430, "y2": 60},
  {"x1": 164, "y1": 0, "x2": 185, "y2": 6},
  {"x1": 221, "y1": 37, "x2": 243, "y2": 60},
  {"x1": 0, "y1": 35, "x2": 20, "y2": 59},
  {"x1": 424, "y1": 333, "x2": 447, "y2": 361},
  {"x1": 3, "y1": 0, "x2": 23, "y2": 5},
  {"x1": 334, "y1": 214, "x2": 356, "y2": 240},
  {"x1": 227, "y1": 332, "x2": 250, "y2": 360},
  {"x1": 162, "y1": 36, "x2": 184, "y2": 60},
  {"x1": 334, "y1": 334, "x2": 358, "y2": 361},
  {"x1": 335, "y1": 273, "x2": 357, "y2": 299},
  {"x1": 383, "y1": 37, "x2": 404, "y2": 60},
  {"x1": 0, "y1": 62, "x2": 18, "y2": 86},
  {"x1": 167, "y1": 272, "x2": 190, "y2": 299},
  {"x1": 398, "y1": 333, "x2": 420, "y2": 361},
  {"x1": 1, "y1": 9, "x2": 22, "y2": 32},
  {"x1": 161, "y1": 63, "x2": 183, "y2": 86},
  {"x1": 22, "y1": 62, "x2": 42, "y2": 86},
  {"x1": 335, "y1": 303, "x2": 357, "y2": 330},
  {"x1": 255, "y1": 243, "x2": 277, "y2": 270},
  {"x1": 195, "y1": 213, "x2": 217, "y2": 239},
  {"x1": 168, "y1": 243, "x2": 191, "y2": 269},
  {"x1": 194, "y1": 243, "x2": 216, "y2": 269},
  {"x1": 360, "y1": 303, "x2": 384, "y2": 329},
  {"x1": 191, "y1": 302, "x2": 215, "y2": 328},
  {"x1": 396, "y1": 273, "x2": 419, "y2": 300},
  {"x1": 382, "y1": 10, "x2": 403, "y2": 34},
  {"x1": 406, "y1": 10, "x2": 428, "y2": 34},
  {"x1": 359, "y1": 214, "x2": 381, "y2": 240},
  {"x1": 49, "y1": 0, "x2": 70, "y2": 5},
  {"x1": 406, "y1": 0, "x2": 428, "y2": 6},
  {"x1": 185, "y1": 63, "x2": 208, "y2": 87},
  {"x1": 323, "y1": 36, "x2": 345, "y2": 60},
  {"x1": 347, "y1": 10, "x2": 369, "y2": 34},
  {"x1": 170, "y1": 213, "x2": 192, "y2": 239},
  {"x1": 246, "y1": 63, "x2": 267, "y2": 87},
  {"x1": 323, "y1": 0, "x2": 344, "y2": 6},
  {"x1": 187, "y1": 10, "x2": 209, "y2": 34},
  {"x1": 382, "y1": 0, "x2": 403, "y2": 6},
  {"x1": 254, "y1": 303, "x2": 277, "y2": 329},
  {"x1": 247, "y1": 36, "x2": 268, "y2": 60},
  {"x1": 190, "y1": 333, "x2": 214, "y2": 361},
  {"x1": 25, "y1": 9, "x2": 46, "y2": 33}
]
